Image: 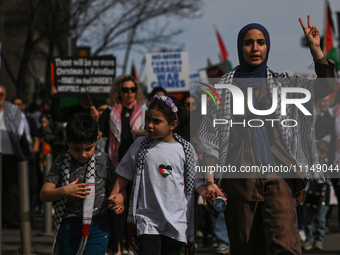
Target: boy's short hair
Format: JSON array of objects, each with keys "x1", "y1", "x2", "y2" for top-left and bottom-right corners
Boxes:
[{"x1": 66, "y1": 112, "x2": 98, "y2": 144}]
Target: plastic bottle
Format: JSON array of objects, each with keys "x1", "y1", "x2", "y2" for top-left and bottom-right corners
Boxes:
[{"x1": 213, "y1": 193, "x2": 227, "y2": 212}]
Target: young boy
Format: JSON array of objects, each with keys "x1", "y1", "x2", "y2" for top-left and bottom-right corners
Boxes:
[{"x1": 40, "y1": 113, "x2": 124, "y2": 255}]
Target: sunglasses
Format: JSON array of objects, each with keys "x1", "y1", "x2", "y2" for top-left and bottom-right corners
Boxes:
[{"x1": 121, "y1": 87, "x2": 137, "y2": 93}]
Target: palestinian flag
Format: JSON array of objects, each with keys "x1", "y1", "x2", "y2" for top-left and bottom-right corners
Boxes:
[
  {"x1": 323, "y1": 0, "x2": 339, "y2": 70},
  {"x1": 214, "y1": 25, "x2": 233, "y2": 72},
  {"x1": 214, "y1": 25, "x2": 228, "y2": 61},
  {"x1": 323, "y1": 0, "x2": 340, "y2": 102},
  {"x1": 131, "y1": 62, "x2": 139, "y2": 82}
]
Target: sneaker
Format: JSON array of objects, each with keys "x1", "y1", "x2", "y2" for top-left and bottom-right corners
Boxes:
[
  {"x1": 303, "y1": 241, "x2": 313, "y2": 251},
  {"x1": 216, "y1": 244, "x2": 230, "y2": 254},
  {"x1": 298, "y1": 229, "x2": 306, "y2": 242},
  {"x1": 314, "y1": 241, "x2": 323, "y2": 250}
]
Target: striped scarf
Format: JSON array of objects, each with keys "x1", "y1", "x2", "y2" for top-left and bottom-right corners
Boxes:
[
  {"x1": 51, "y1": 151, "x2": 96, "y2": 255},
  {"x1": 108, "y1": 101, "x2": 144, "y2": 167}
]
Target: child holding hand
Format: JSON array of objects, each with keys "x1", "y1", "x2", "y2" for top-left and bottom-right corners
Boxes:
[
  {"x1": 108, "y1": 94, "x2": 204, "y2": 255},
  {"x1": 40, "y1": 113, "x2": 124, "y2": 255}
]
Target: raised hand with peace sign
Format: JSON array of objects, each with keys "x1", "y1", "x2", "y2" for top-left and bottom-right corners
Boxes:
[{"x1": 299, "y1": 15, "x2": 324, "y2": 60}]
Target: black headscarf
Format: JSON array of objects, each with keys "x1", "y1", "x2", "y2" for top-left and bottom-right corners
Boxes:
[
  {"x1": 234, "y1": 23, "x2": 270, "y2": 88},
  {"x1": 233, "y1": 23, "x2": 275, "y2": 167}
]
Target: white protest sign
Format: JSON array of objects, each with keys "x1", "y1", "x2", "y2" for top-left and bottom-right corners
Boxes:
[
  {"x1": 189, "y1": 70, "x2": 207, "y2": 95},
  {"x1": 146, "y1": 51, "x2": 190, "y2": 93}
]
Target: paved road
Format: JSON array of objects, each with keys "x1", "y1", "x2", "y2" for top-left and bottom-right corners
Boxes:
[{"x1": 1, "y1": 206, "x2": 340, "y2": 255}]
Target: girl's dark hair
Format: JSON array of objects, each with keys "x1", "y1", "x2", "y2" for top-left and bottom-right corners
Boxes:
[
  {"x1": 149, "y1": 94, "x2": 190, "y2": 141},
  {"x1": 66, "y1": 112, "x2": 98, "y2": 144}
]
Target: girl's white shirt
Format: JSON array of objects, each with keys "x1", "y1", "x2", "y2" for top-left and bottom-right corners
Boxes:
[{"x1": 116, "y1": 137, "x2": 195, "y2": 243}]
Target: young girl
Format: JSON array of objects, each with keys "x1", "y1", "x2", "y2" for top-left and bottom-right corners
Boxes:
[{"x1": 108, "y1": 94, "x2": 204, "y2": 255}]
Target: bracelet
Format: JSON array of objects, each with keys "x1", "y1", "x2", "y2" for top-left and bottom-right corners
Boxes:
[{"x1": 204, "y1": 180, "x2": 215, "y2": 186}]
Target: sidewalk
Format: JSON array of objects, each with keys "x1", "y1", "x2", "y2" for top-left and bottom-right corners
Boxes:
[{"x1": 1, "y1": 206, "x2": 340, "y2": 255}]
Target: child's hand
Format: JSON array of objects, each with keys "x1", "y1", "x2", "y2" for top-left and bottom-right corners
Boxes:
[
  {"x1": 64, "y1": 178, "x2": 91, "y2": 199},
  {"x1": 108, "y1": 193, "x2": 125, "y2": 214}
]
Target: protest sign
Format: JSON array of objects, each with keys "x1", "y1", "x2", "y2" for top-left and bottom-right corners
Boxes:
[
  {"x1": 145, "y1": 51, "x2": 190, "y2": 93},
  {"x1": 51, "y1": 56, "x2": 115, "y2": 97}
]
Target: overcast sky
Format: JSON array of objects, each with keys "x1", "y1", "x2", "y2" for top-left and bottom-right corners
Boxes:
[{"x1": 112, "y1": 0, "x2": 340, "y2": 79}]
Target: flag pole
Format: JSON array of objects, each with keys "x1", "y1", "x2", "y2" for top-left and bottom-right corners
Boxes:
[{"x1": 323, "y1": 0, "x2": 327, "y2": 55}]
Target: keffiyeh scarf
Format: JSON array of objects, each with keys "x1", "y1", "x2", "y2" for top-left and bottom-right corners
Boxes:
[
  {"x1": 127, "y1": 134, "x2": 196, "y2": 254},
  {"x1": 51, "y1": 151, "x2": 96, "y2": 255},
  {"x1": 3, "y1": 101, "x2": 26, "y2": 161},
  {"x1": 198, "y1": 66, "x2": 323, "y2": 183},
  {"x1": 109, "y1": 101, "x2": 144, "y2": 167}
]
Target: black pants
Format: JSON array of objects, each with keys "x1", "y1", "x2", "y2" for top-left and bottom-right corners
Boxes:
[{"x1": 138, "y1": 234, "x2": 183, "y2": 255}]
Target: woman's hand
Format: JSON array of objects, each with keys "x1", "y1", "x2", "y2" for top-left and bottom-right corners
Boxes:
[{"x1": 299, "y1": 15, "x2": 324, "y2": 60}]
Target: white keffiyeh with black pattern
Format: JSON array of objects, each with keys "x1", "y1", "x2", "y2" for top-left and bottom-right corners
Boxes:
[
  {"x1": 51, "y1": 151, "x2": 96, "y2": 255},
  {"x1": 198, "y1": 66, "x2": 323, "y2": 183}
]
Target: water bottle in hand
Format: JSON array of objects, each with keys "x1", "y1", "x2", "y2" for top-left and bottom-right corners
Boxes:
[{"x1": 213, "y1": 193, "x2": 227, "y2": 212}]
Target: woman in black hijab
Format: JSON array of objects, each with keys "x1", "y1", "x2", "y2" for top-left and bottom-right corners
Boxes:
[{"x1": 199, "y1": 16, "x2": 335, "y2": 254}]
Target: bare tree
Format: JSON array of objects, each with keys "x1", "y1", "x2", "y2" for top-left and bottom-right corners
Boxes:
[
  {"x1": 76, "y1": 0, "x2": 203, "y2": 74},
  {"x1": 1, "y1": 0, "x2": 203, "y2": 101}
]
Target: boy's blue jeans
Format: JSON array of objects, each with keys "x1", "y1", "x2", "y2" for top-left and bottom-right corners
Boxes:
[
  {"x1": 57, "y1": 213, "x2": 110, "y2": 255},
  {"x1": 304, "y1": 205, "x2": 329, "y2": 243}
]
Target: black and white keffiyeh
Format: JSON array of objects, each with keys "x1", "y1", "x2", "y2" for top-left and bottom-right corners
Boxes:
[
  {"x1": 51, "y1": 151, "x2": 96, "y2": 255},
  {"x1": 198, "y1": 66, "x2": 323, "y2": 182}
]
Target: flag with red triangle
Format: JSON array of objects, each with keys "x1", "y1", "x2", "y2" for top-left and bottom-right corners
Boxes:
[
  {"x1": 215, "y1": 25, "x2": 228, "y2": 61},
  {"x1": 131, "y1": 62, "x2": 139, "y2": 82},
  {"x1": 323, "y1": 0, "x2": 339, "y2": 70},
  {"x1": 323, "y1": 0, "x2": 340, "y2": 103},
  {"x1": 214, "y1": 25, "x2": 233, "y2": 72}
]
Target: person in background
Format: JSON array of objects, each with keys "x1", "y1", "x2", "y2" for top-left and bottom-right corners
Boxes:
[
  {"x1": 39, "y1": 111, "x2": 67, "y2": 161},
  {"x1": 183, "y1": 95, "x2": 197, "y2": 112},
  {"x1": 328, "y1": 89, "x2": 340, "y2": 230},
  {"x1": 95, "y1": 99, "x2": 109, "y2": 116},
  {"x1": 303, "y1": 140, "x2": 331, "y2": 251},
  {"x1": 12, "y1": 96, "x2": 40, "y2": 213},
  {"x1": 95, "y1": 99, "x2": 109, "y2": 153},
  {"x1": 99, "y1": 75, "x2": 145, "y2": 255},
  {"x1": 147, "y1": 87, "x2": 167, "y2": 107},
  {"x1": 0, "y1": 85, "x2": 30, "y2": 228},
  {"x1": 26, "y1": 101, "x2": 42, "y2": 129}
]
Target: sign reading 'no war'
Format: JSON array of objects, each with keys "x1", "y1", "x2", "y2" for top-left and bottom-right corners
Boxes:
[{"x1": 145, "y1": 52, "x2": 190, "y2": 93}]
